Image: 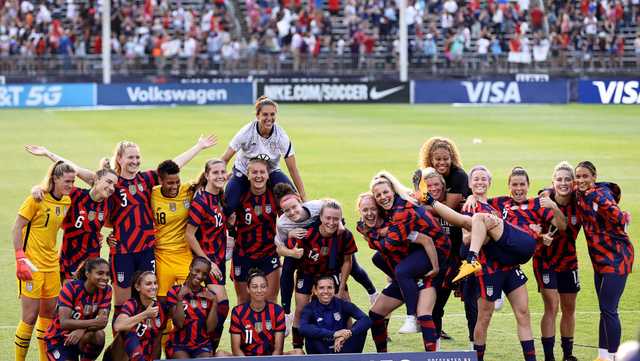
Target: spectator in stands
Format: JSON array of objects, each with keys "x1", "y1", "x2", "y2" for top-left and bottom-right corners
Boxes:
[
  {"x1": 477, "y1": 31, "x2": 491, "y2": 69},
  {"x1": 422, "y1": 33, "x2": 438, "y2": 72},
  {"x1": 635, "y1": 34, "x2": 640, "y2": 67}
]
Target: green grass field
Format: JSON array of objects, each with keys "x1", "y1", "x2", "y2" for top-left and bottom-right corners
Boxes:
[{"x1": 0, "y1": 104, "x2": 638, "y2": 360}]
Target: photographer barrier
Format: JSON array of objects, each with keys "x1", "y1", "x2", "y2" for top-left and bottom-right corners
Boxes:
[
  {"x1": 97, "y1": 82, "x2": 253, "y2": 106},
  {"x1": 578, "y1": 80, "x2": 640, "y2": 104},
  {"x1": 0, "y1": 83, "x2": 95, "y2": 108},
  {"x1": 413, "y1": 80, "x2": 569, "y2": 104},
  {"x1": 168, "y1": 351, "x2": 478, "y2": 361},
  {"x1": 257, "y1": 81, "x2": 410, "y2": 103}
]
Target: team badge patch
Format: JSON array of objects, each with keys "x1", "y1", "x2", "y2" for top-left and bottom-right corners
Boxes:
[
  {"x1": 129, "y1": 184, "x2": 137, "y2": 195},
  {"x1": 320, "y1": 247, "x2": 329, "y2": 256},
  {"x1": 265, "y1": 320, "x2": 272, "y2": 330},
  {"x1": 83, "y1": 304, "x2": 93, "y2": 315},
  {"x1": 542, "y1": 273, "x2": 550, "y2": 285},
  {"x1": 155, "y1": 317, "x2": 162, "y2": 328},
  {"x1": 297, "y1": 279, "x2": 304, "y2": 290},
  {"x1": 88, "y1": 211, "x2": 96, "y2": 221},
  {"x1": 571, "y1": 216, "x2": 577, "y2": 225},
  {"x1": 138, "y1": 183, "x2": 144, "y2": 192},
  {"x1": 254, "y1": 322, "x2": 262, "y2": 333},
  {"x1": 234, "y1": 266, "x2": 241, "y2": 277},
  {"x1": 26, "y1": 281, "x2": 33, "y2": 292},
  {"x1": 55, "y1": 206, "x2": 61, "y2": 216},
  {"x1": 117, "y1": 272, "x2": 125, "y2": 283},
  {"x1": 169, "y1": 203, "x2": 177, "y2": 212},
  {"x1": 191, "y1": 299, "x2": 198, "y2": 309},
  {"x1": 486, "y1": 286, "x2": 494, "y2": 297},
  {"x1": 254, "y1": 205, "x2": 262, "y2": 216},
  {"x1": 265, "y1": 205, "x2": 272, "y2": 214},
  {"x1": 53, "y1": 349, "x2": 60, "y2": 360},
  {"x1": 201, "y1": 299, "x2": 208, "y2": 309},
  {"x1": 183, "y1": 200, "x2": 190, "y2": 209},
  {"x1": 98, "y1": 212, "x2": 104, "y2": 221},
  {"x1": 333, "y1": 312, "x2": 341, "y2": 321},
  {"x1": 593, "y1": 203, "x2": 598, "y2": 211}
]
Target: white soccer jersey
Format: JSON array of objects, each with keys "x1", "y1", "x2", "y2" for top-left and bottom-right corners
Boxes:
[
  {"x1": 230, "y1": 120, "x2": 294, "y2": 175},
  {"x1": 275, "y1": 200, "x2": 324, "y2": 246}
]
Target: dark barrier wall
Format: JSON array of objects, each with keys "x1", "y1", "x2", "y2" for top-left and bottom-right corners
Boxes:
[
  {"x1": 578, "y1": 80, "x2": 640, "y2": 104},
  {"x1": 257, "y1": 81, "x2": 410, "y2": 103},
  {"x1": 414, "y1": 80, "x2": 569, "y2": 104},
  {"x1": 167, "y1": 351, "x2": 478, "y2": 361},
  {"x1": 97, "y1": 82, "x2": 253, "y2": 106},
  {"x1": 0, "y1": 83, "x2": 95, "y2": 108}
]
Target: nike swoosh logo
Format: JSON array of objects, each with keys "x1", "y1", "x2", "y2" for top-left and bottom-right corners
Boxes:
[{"x1": 369, "y1": 86, "x2": 405, "y2": 100}]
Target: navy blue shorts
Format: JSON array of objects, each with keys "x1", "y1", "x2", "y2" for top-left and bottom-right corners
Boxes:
[
  {"x1": 110, "y1": 248, "x2": 156, "y2": 288},
  {"x1": 534, "y1": 266, "x2": 580, "y2": 294},
  {"x1": 476, "y1": 267, "x2": 527, "y2": 302},
  {"x1": 295, "y1": 273, "x2": 342, "y2": 295},
  {"x1": 46, "y1": 342, "x2": 80, "y2": 361},
  {"x1": 167, "y1": 343, "x2": 213, "y2": 358},
  {"x1": 485, "y1": 222, "x2": 536, "y2": 266},
  {"x1": 205, "y1": 261, "x2": 227, "y2": 286},
  {"x1": 232, "y1": 253, "x2": 280, "y2": 282},
  {"x1": 381, "y1": 278, "x2": 427, "y2": 301}
]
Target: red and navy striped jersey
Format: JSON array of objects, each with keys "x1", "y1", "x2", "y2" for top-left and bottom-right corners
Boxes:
[
  {"x1": 166, "y1": 285, "x2": 215, "y2": 349},
  {"x1": 44, "y1": 280, "x2": 112, "y2": 344},
  {"x1": 577, "y1": 185, "x2": 634, "y2": 275},
  {"x1": 356, "y1": 219, "x2": 406, "y2": 274},
  {"x1": 489, "y1": 196, "x2": 554, "y2": 239},
  {"x1": 234, "y1": 189, "x2": 278, "y2": 260},
  {"x1": 229, "y1": 302, "x2": 285, "y2": 356},
  {"x1": 60, "y1": 187, "x2": 108, "y2": 277},
  {"x1": 119, "y1": 298, "x2": 168, "y2": 361},
  {"x1": 533, "y1": 194, "x2": 581, "y2": 272},
  {"x1": 287, "y1": 221, "x2": 358, "y2": 276},
  {"x1": 108, "y1": 170, "x2": 159, "y2": 255},
  {"x1": 463, "y1": 201, "x2": 514, "y2": 275},
  {"x1": 188, "y1": 191, "x2": 227, "y2": 264}
]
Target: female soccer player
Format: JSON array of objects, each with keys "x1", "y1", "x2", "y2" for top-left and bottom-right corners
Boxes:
[
  {"x1": 25, "y1": 135, "x2": 216, "y2": 315},
  {"x1": 185, "y1": 158, "x2": 230, "y2": 352},
  {"x1": 105, "y1": 271, "x2": 167, "y2": 361},
  {"x1": 535, "y1": 162, "x2": 581, "y2": 361},
  {"x1": 220, "y1": 96, "x2": 305, "y2": 216},
  {"x1": 369, "y1": 171, "x2": 446, "y2": 334},
  {"x1": 13, "y1": 161, "x2": 75, "y2": 361},
  {"x1": 273, "y1": 183, "x2": 378, "y2": 335},
  {"x1": 574, "y1": 161, "x2": 634, "y2": 361},
  {"x1": 299, "y1": 276, "x2": 371, "y2": 354},
  {"x1": 228, "y1": 270, "x2": 304, "y2": 356},
  {"x1": 287, "y1": 199, "x2": 358, "y2": 349},
  {"x1": 44, "y1": 258, "x2": 112, "y2": 361},
  {"x1": 165, "y1": 257, "x2": 218, "y2": 359},
  {"x1": 231, "y1": 157, "x2": 281, "y2": 304}
]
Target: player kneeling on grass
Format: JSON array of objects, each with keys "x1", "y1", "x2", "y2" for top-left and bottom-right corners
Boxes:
[
  {"x1": 44, "y1": 258, "x2": 112, "y2": 361},
  {"x1": 299, "y1": 276, "x2": 371, "y2": 354},
  {"x1": 165, "y1": 257, "x2": 218, "y2": 359}
]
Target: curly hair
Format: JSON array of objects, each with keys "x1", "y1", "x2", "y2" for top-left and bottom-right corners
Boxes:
[{"x1": 418, "y1": 136, "x2": 463, "y2": 169}]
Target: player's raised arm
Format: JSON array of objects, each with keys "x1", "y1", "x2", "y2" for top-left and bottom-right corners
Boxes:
[
  {"x1": 172, "y1": 134, "x2": 217, "y2": 169},
  {"x1": 284, "y1": 155, "x2": 306, "y2": 201},
  {"x1": 25, "y1": 144, "x2": 97, "y2": 185}
]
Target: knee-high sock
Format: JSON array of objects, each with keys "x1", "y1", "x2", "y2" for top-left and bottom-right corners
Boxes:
[
  {"x1": 15, "y1": 320, "x2": 34, "y2": 361},
  {"x1": 418, "y1": 315, "x2": 437, "y2": 352},
  {"x1": 369, "y1": 311, "x2": 388, "y2": 352},
  {"x1": 474, "y1": 344, "x2": 486, "y2": 361},
  {"x1": 279, "y1": 258, "x2": 296, "y2": 314},
  {"x1": 395, "y1": 248, "x2": 431, "y2": 315},
  {"x1": 292, "y1": 327, "x2": 304, "y2": 349},
  {"x1": 210, "y1": 299, "x2": 229, "y2": 351},
  {"x1": 560, "y1": 337, "x2": 573, "y2": 358},
  {"x1": 350, "y1": 255, "x2": 377, "y2": 295},
  {"x1": 36, "y1": 317, "x2": 52, "y2": 361},
  {"x1": 521, "y1": 339, "x2": 536, "y2": 361},
  {"x1": 541, "y1": 336, "x2": 555, "y2": 361}
]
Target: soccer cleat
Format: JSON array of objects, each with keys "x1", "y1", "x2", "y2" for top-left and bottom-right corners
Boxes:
[
  {"x1": 440, "y1": 330, "x2": 453, "y2": 340},
  {"x1": 563, "y1": 356, "x2": 578, "y2": 361},
  {"x1": 452, "y1": 260, "x2": 481, "y2": 283},
  {"x1": 369, "y1": 292, "x2": 379, "y2": 305},
  {"x1": 398, "y1": 315, "x2": 419, "y2": 334},
  {"x1": 284, "y1": 313, "x2": 293, "y2": 337}
]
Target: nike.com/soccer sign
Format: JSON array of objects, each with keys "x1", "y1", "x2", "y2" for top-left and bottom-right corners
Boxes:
[{"x1": 257, "y1": 81, "x2": 409, "y2": 103}]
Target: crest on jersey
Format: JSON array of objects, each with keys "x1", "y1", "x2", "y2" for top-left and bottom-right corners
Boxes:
[
  {"x1": 190, "y1": 299, "x2": 198, "y2": 309},
  {"x1": 320, "y1": 247, "x2": 329, "y2": 256},
  {"x1": 117, "y1": 272, "x2": 125, "y2": 283},
  {"x1": 55, "y1": 207, "x2": 61, "y2": 216},
  {"x1": 201, "y1": 299, "x2": 208, "y2": 309},
  {"x1": 138, "y1": 183, "x2": 144, "y2": 192},
  {"x1": 155, "y1": 317, "x2": 162, "y2": 328},
  {"x1": 333, "y1": 312, "x2": 341, "y2": 321},
  {"x1": 570, "y1": 216, "x2": 577, "y2": 225},
  {"x1": 53, "y1": 349, "x2": 60, "y2": 359},
  {"x1": 297, "y1": 279, "x2": 304, "y2": 290},
  {"x1": 169, "y1": 203, "x2": 177, "y2": 212},
  {"x1": 254, "y1": 322, "x2": 262, "y2": 333},
  {"x1": 265, "y1": 205, "x2": 272, "y2": 214},
  {"x1": 129, "y1": 184, "x2": 137, "y2": 195},
  {"x1": 593, "y1": 203, "x2": 598, "y2": 211},
  {"x1": 234, "y1": 266, "x2": 241, "y2": 277},
  {"x1": 265, "y1": 320, "x2": 272, "y2": 330},
  {"x1": 486, "y1": 286, "x2": 494, "y2": 297},
  {"x1": 542, "y1": 273, "x2": 550, "y2": 285},
  {"x1": 254, "y1": 205, "x2": 263, "y2": 216},
  {"x1": 98, "y1": 212, "x2": 104, "y2": 221},
  {"x1": 88, "y1": 211, "x2": 96, "y2": 221},
  {"x1": 83, "y1": 304, "x2": 93, "y2": 315},
  {"x1": 184, "y1": 200, "x2": 190, "y2": 209},
  {"x1": 26, "y1": 281, "x2": 33, "y2": 292}
]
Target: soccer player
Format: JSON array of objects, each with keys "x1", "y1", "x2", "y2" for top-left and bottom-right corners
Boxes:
[
  {"x1": 220, "y1": 96, "x2": 305, "y2": 216},
  {"x1": 535, "y1": 162, "x2": 581, "y2": 361},
  {"x1": 24, "y1": 135, "x2": 217, "y2": 316},
  {"x1": 231, "y1": 157, "x2": 281, "y2": 304},
  {"x1": 44, "y1": 258, "x2": 112, "y2": 361},
  {"x1": 287, "y1": 199, "x2": 358, "y2": 349},
  {"x1": 165, "y1": 257, "x2": 218, "y2": 359},
  {"x1": 574, "y1": 161, "x2": 634, "y2": 361},
  {"x1": 105, "y1": 271, "x2": 167, "y2": 361},
  {"x1": 299, "y1": 276, "x2": 371, "y2": 354},
  {"x1": 227, "y1": 270, "x2": 304, "y2": 356},
  {"x1": 273, "y1": 183, "x2": 378, "y2": 335},
  {"x1": 186, "y1": 159, "x2": 229, "y2": 352},
  {"x1": 13, "y1": 161, "x2": 75, "y2": 361}
]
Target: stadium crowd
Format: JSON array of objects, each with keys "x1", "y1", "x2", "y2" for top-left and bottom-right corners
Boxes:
[
  {"x1": 0, "y1": 0, "x2": 639, "y2": 74},
  {"x1": 12, "y1": 96, "x2": 636, "y2": 361}
]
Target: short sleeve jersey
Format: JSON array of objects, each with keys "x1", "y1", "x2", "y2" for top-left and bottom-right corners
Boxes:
[
  {"x1": 489, "y1": 196, "x2": 554, "y2": 239},
  {"x1": 151, "y1": 183, "x2": 193, "y2": 254},
  {"x1": 119, "y1": 298, "x2": 168, "y2": 361},
  {"x1": 229, "y1": 120, "x2": 294, "y2": 175},
  {"x1": 275, "y1": 200, "x2": 323, "y2": 246},
  {"x1": 229, "y1": 302, "x2": 286, "y2": 356},
  {"x1": 18, "y1": 193, "x2": 71, "y2": 272},
  {"x1": 45, "y1": 280, "x2": 112, "y2": 344},
  {"x1": 444, "y1": 165, "x2": 471, "y2": 199},
  {"x1": 187, "y1": 191, "x2": 227, "y2": 264},
  {"x1": 234, "y1": 189, "x2": 278, "y2": 260},
  {"x1": 108, "y1": 170, "x2": 160, "y2": 254},
  {"x1": 166, "y1": 285, "x2": 215, "y2": 349}
]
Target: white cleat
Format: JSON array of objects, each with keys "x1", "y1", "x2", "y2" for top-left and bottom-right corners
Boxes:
[
  {"x1": 285, "y1": 313, "x2": 293, "y2": 337},
  {"x1": 398, "y1": 315, "x2": 419, "y2": 334},
  {"x1": 369, "y1": 292, "x2": 379, "y2": 305}
]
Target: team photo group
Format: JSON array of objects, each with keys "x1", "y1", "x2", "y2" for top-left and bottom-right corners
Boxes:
[{"x1": 11, "y1": 96, "x2": 634, "y2": 361}]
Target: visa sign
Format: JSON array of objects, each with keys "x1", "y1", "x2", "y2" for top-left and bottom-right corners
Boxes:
[
  {"x1": 461, "y1": 81, "x2": 521, "y2": 103},
  {"x1": 414, "y1": 80, "x2": 567, "y2": 104},
  {"x1": 579, "y1": 80, "x2": 640, "y2": 104},
  {"x1": 0, "y1": 83, "x2": 95, "y2": 108}
]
